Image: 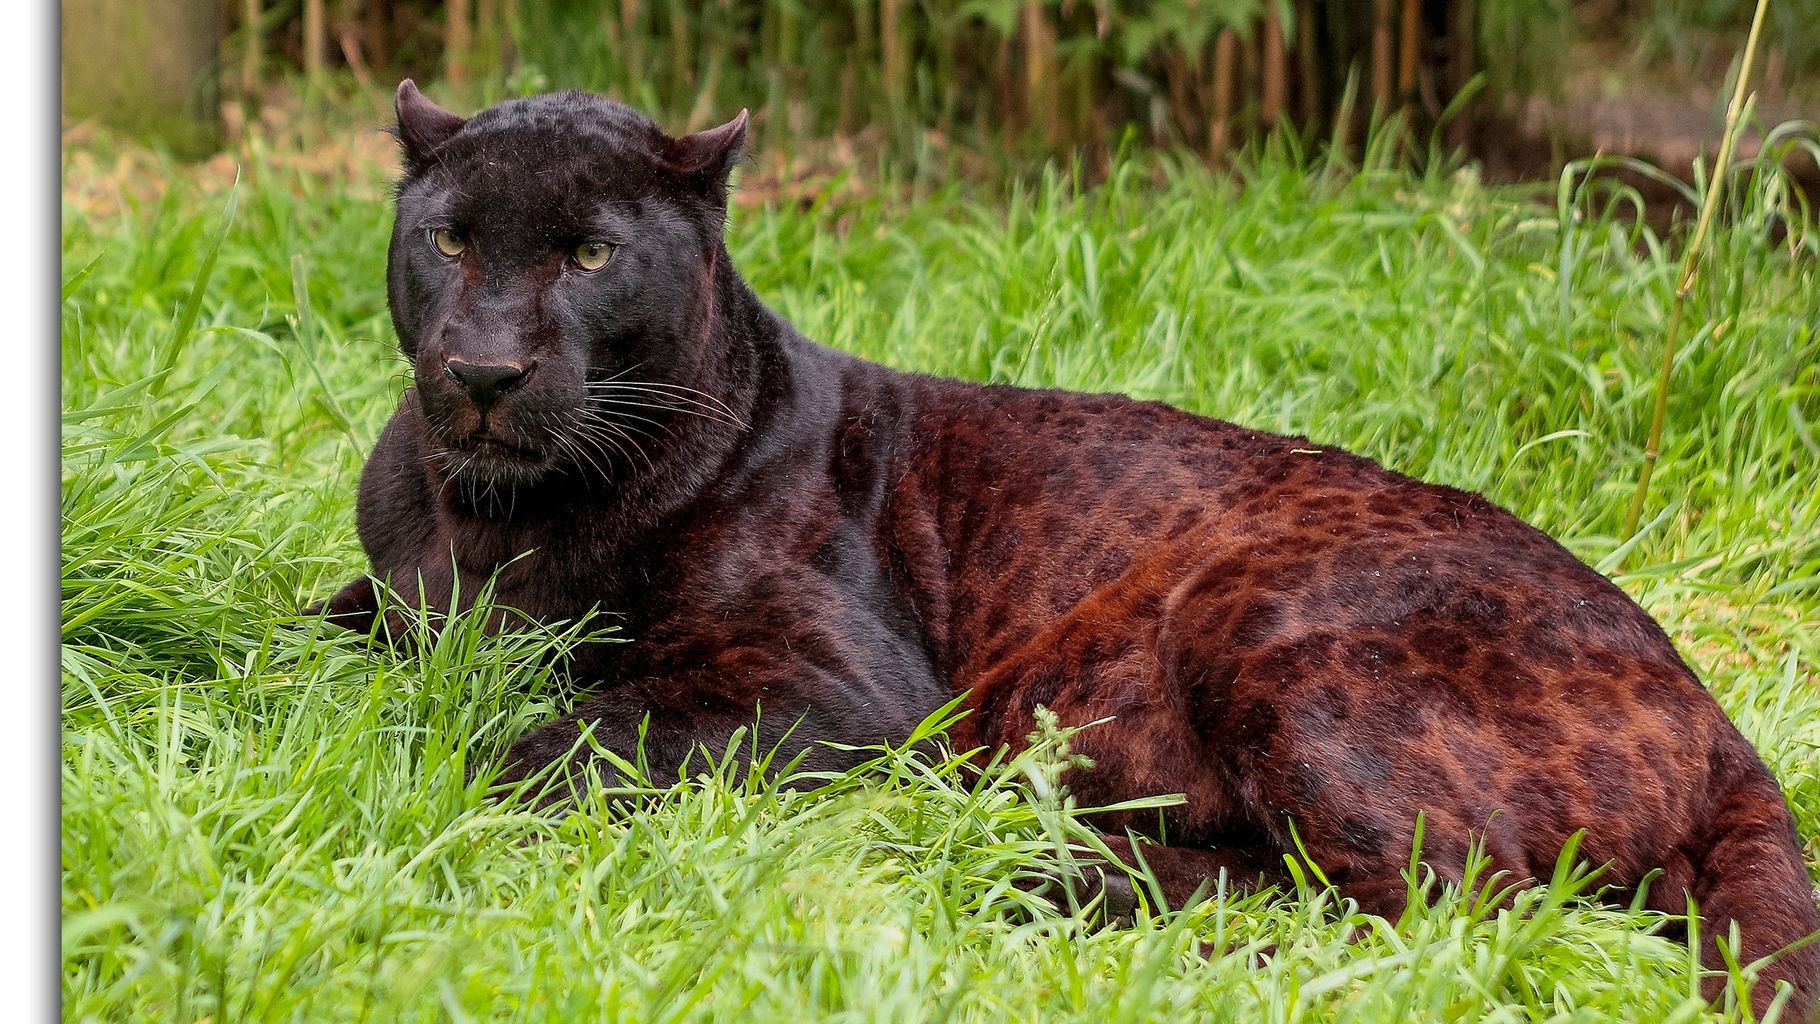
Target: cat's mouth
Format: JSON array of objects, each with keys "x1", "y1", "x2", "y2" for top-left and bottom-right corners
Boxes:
[{"x1": 454, "y1": 433, "x2": 539, "y2": 457}]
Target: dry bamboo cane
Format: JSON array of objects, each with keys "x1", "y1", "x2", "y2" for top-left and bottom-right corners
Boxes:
[
  {"x1": 501, "y1": 0, "x2": 519, "y2": 68},
  {"x1": 1262, "y1": 6, "x2": 1286, "y2": 126},
  {"x1": 669, "y1": 0, "x2": 693, "y2": 109},
  {"x1": 1073, "y1": 48, "x2": 1097, "y2": 159},
  {"x1": 935, "y1": 10, "x2": 959, "y2": 143},
  {"x1": 848, "y1": 1, "x2": 874, "y2": 133},
  {"x1": 1397, "y1": 0, "x2": 1419, "y2": 101},
  {"x1": 1620, "y1": 0, "x2": 1773, "y2": 541},
  {"x1": 1372, "y1": 0, "x2": 1392, "y2": 114},
  {"x1": 1210, "y1": 27, "x2": 1237, "y2": 164},
  {"x1": 837, "y1": 59, "x2": 854, "y2": 140},
  {"x1": 363, "y1": 0, "x2": 386, "y2": 70},
  {"x1": 304, "y1": 0, "x2": 326, "y2": 77},
  {"x1": 774, "y1": 1, "x2": 798, "y2": 169},
  {"x1": 1022, "y1": 3, "x2": 1059, "y2": 146},
  {"x1": 241, "y1": 0, "x2": 261, "y2": 100},
  {"x1": 621, "y1": 0, "x2": 643, "y2": 92},
  {"x1": 1447, "y1": 0, "x2": 1476, "y2": 151},
  {"x1": 882, "y1": 0, "x2": 905, "y2": 116},
  {"x1": 477, "y1": 0, "x2": 497, "y2": 77},
  {"x1": 445, "y1": 0, "x2": 470, "y2": 86},
  {"x1": 1297, "y1": 0, "x2": 1320, "y2": 128},
  {"x1": 694, "y1": 0, "x2": 734, "y2": 132}
]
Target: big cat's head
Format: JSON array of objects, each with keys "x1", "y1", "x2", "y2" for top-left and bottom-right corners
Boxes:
[{"x1": 385, "y1": 81, "x2": 749, "y2": 494}]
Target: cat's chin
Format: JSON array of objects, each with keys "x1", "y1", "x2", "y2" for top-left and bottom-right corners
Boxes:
[{"x1": 434, "y1": 437, "x2": 557, "y2": 489}]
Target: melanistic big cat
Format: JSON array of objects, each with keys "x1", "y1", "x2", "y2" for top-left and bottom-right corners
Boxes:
[{"x1": 314, "y1": 82, "x2": 1819, "y2": 1014}]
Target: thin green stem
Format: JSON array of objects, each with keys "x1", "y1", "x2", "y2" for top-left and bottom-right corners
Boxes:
[{"x1": 1621, "y1": 0, "x2": 1772, "y2": 542}]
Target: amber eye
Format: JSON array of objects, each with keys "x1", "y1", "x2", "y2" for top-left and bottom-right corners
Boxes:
[
  {"x1": 573, "y1": 241, "x2": 613, "y2": 272},
  {"x1": 430, "y1": 228, "x2": 466, "y2": 258}
]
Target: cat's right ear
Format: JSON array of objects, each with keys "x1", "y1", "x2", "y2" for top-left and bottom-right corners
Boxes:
[{"x1": 393, "y1": 80, "x2": 466, "y2": 174}]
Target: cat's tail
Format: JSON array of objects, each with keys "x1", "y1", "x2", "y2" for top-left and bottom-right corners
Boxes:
[{"x1": 1690, "y1": 745, "x2": 1820, "y2": 1020}]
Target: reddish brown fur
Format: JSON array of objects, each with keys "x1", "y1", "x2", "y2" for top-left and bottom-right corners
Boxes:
[{"x1": 890, "y1": 382, "x2": 1819, "y2": 1012}]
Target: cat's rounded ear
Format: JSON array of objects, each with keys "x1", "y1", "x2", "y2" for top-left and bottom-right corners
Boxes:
[
  {"x1": 393, "y1": 79, "x2": 466, "y2": 173},
  {"x1": 661, "y1": 109, "x2": 749, "y2": 196}
]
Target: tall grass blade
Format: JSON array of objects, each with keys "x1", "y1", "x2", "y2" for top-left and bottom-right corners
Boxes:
[{"x1": 1621, "y1": 0, "x2": 1774, "y2": 542}]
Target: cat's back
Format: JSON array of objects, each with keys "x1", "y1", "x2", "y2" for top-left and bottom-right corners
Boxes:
[
  {"x1": 897, "y1": 373, "x2": 1411, "y2": 559},
  {"x1": 887, "y1": 373, "x2": 1677, "y2": 687}
]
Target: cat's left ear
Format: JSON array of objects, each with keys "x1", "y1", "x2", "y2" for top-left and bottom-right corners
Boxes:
[{"x1": 661, "y1": 109, "x2": 749, "y2": 195}]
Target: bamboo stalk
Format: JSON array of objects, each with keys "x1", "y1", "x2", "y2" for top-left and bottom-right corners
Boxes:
[
  {"x1": 445, "y1": 0, "x2": 470, "y2": 86},
  {"x1": 838, "y1": 53, "x2": 855, "y2": 139},
  {"x1": 1449, "y1": 0, "x2": 1476, "y2": 95},
  {"x1": 477, "y1": 0, "x2": 497, "y2": 78},
  {"x1": 994, "y1": 35, "x2": 1014, "y2": 139},
  {"x1": 1022, "y1": 3, "x2": 1059, "y2": 146},
  {"x1": 772, "y1": 0, "x2": 799, "y2": 169},
  {"x1": 1372, "y1": 0, "x2": 1392, "y2": 113},
  {"x1": 1262, "y1": 4, "x2": 1286, "y2": 126},
  {"x1": 363, "y1": 0, "x2": 385, "y2": 71},
  {"x1": 1621, "y1": 0, "x2": 1773, "y2": 541},
  {"x1": 1447, "y1": 0, "x2": 1476, "y2": 150},
  {"x1": 240, "y1": 0, "x2": 261, "y2": 100},
  {"x1": 809, "y1": 14, "x2": 835, "y2": 140},
  {"x1": 849, "y1": 0, "x2": 875, "y2": 129},
  {"x1": 501, "y1": 0, "x2": 519, "y2": 69},
  {"x1": 304, "y1": 0, "x2": 327, "y2": 77},
  {"x1": 1297, "y1": 0, "x2": 1320, "y2": 128},
  {"x1": 1070, "y1": 44, "x2": 1095, "y2": 156},
  {"x1": 1241, "y1": 19, "x2": 1259, "y2": 137},
  {"x1": 934, "y1": 7, "x2": 959, "y2": 141},
  {"x1": 1210, "y1": 27, "x2": 1237, "y2": 163},
  {"x1": 881, "y1": 0, "x2": 905, "y2": 116},
  {"x1": 669, "y1": 0, "x2": 694, "y2": 113},
  {"x1": 621, "y1": 0, "x2": 643, "y2": 91},
  {"x1": 688, "y1": 0, "x2": 733, "y2": 132},
  {"x1": 1397, "y1": 0, "x2": 1419, "y2": 101}
]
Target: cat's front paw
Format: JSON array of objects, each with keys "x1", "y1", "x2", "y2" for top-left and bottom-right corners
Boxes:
[
  {"x1": 1018, "y1": 859, "x2": 1141, "y2": 927},
  {"x1": 304, "y1": 576, "x2": 380, "y2": 633},
  {"x1": 304, "y1": 576, "x2": 419, "y2": 651},
  {"x1": 485, "y1": 718, "x2": 638, "y2": 809}
]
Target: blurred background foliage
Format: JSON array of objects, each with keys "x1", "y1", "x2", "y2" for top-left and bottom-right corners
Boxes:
[{"x1": 59, "y1": 1, "x2": 1820, "y2": 186}]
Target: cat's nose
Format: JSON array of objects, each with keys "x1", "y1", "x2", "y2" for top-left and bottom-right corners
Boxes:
[{"x1": 444, "y1": 358, "x2": 532, "y2": 409}]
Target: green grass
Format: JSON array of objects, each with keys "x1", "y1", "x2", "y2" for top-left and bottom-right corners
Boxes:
[{"x1": 61, "y1": 131, "x2": 1820, "y2": 1021}]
